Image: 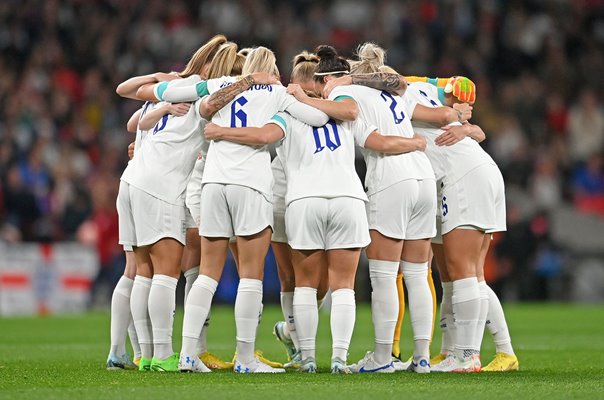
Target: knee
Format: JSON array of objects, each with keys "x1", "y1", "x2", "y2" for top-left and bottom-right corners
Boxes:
[{"x1": 280, "y1": 275, "x2": 295, "y2": 292}]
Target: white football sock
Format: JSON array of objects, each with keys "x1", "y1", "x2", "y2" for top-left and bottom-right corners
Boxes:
[
  {"x1": 148, "y1": 274, "x2": 178, "y2": 360},
  {"x1": 235, "y1": 278, "x2": 263, "y2": 364},
  {"x1": 197, "y1": 312, "x2": 210, "y2": 355},
  {"x1": 110, "y1": 275, "x2": 133, "y2": 356},
  {"x1": 293, "y1": 287, "x2": 318, "y2": 360},
  {"x1": 130, "y1": 276, "x2": 153, "y2": 359},
  {"x1": 476, "y1": 280, "x2": 490, "y2": 351},
  {"x1": 184, "y1": 266, "x2": 208, "y2": 355},
  {"x1": 440, "y1": 281, "x2": 455, "y2": 355},
  {"x1": 280, "y1": 291, "x2": 300, "y2": 350},
  {"x1": 402, "y1": 261, "x2": 433, "y2": 360},
  {"x1": 128, "y1": 320, "x2": 141, "y2": 359},
  {"x1": 318, "y1": 291, "x2": 329, "y2": 310},
  {"x1": 331, "y1": 288, "x2": 356, "y2": 362},
  {"x1": 369, "y1": 259, "x2": 399, "y2": 365},
  {"x1": 485, "y1": 284, "x2": 515, "y2": 355},
  {"x1": 183, "y1": 266, "x2": 199, "y2": 301},
  {"x1": 181, "y1": 275, "x2": 217, "y2": 357},
  {"x1": 452, "y1": 277, "x2": 481, "y2": 361},
  {"x1": 256, "y1": 302, "x2": 264, "y2": 337}
]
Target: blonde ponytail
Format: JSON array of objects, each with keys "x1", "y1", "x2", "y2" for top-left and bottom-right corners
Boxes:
[
  {"x1": 179, "y1": 34, "x2": 227, "y2": 78},
  {"x1": 207, "y1": 42, "x2": 240, "y2": 79},
  {"x1": 351, "y1": 42, "x2": 386, "y2": 74},
  {"x1": 242, "y1": 46, "x2": 279, "y2": 77}
]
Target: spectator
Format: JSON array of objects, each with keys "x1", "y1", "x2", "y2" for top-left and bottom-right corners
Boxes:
[
  {"x1": 0, "y1": 0, "x2": 603, "y2": 301},
  {"x1": 568, "y1": 89, "x2": 604, "y2": 164},
  {"x1": 571, "y1": 153, "x2": 604, "y2": 215}
]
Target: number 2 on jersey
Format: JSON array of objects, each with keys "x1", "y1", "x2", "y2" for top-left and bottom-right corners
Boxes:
[
  {"x1": 230, "y1": 96, "x2": 248, "y2": 127},
  {"x1": 381, "y1": 91, "x2": 405, "y2": 124},
  {"x1": 419, "y1": 90, "x2": 439, "y2": 107},
  {"x1": 153, "y1": 114, "x2": 169, "y2": 134}
]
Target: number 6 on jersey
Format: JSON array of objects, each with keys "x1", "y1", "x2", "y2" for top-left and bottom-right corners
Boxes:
[{"x1": 230, "y1": 96, "x2": 248, "y2": 128}]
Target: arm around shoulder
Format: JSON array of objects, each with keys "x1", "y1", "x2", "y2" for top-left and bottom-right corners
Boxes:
[{"x1": 363, "y1": 131, "x2": 426, "y2": 154}]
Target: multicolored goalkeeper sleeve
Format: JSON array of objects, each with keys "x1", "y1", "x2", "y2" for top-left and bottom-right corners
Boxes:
[{"x1": 444, "y1": 76, "x2": 476, "y2": 104}]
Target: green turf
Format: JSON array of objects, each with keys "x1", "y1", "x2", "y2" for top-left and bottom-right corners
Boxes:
[{"x1": 0, "y1": 304, "x2": 603, "y2": 399}]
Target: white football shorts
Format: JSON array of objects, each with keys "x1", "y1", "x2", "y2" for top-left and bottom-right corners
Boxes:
[
  {"x1": 271, "y1": 157, "x2": 288, "y2": 243},
  {"x1": 117, "y1": 180, "x2": 137, "y2": 247},
  {"x1": 272, "y1": 195, "x2": 288, "y2": 243},
  {"x1": 119, "y1": 183, "x2": 187, "y2": 246},
  {"x1": 367, "y1": 178, "x2": 437, "y2": 240},
  {"x1": 199, "y1": 183, "x2": 273, "y2": 238},
  {"x1": 185, "y1": 161, "x2": 203, "y2": 229},
  {"x1": 286, "y1": 196, "x2": 370, "y2": 250},
  {"x1": 440, "y1": 163, "x2": 507, "y2": 236}
]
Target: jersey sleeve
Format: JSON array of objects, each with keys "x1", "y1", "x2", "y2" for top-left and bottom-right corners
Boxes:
[
  {"x1": 350, "y1": 118, "x2": 377, "y2": 148},
  {"x1": 156, "y1": 75, "x2": 209, "y2": 102},
  {"x1": 267, "y1": 112, "x2": 290, "y2": 138},
  {"x1": 282, "y1": 95, "x2": 330, "y2": 127},
  {"x1": 328, "y1": 86, "x2": 355, "y2": 102},
  {"x1": 206, "y1": 76, "x2": 238, "y2": 94}
]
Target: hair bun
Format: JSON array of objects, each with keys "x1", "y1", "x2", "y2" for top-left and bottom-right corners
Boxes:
[
  {"x1": 316, "y1": 45, "x2": 338, "y2": 60},
  {"x1": 357, "y1": 42, "x2": 385, "y2": 66},
  {"x1": 293, "y1": 51, "x2": 319, "y2": 67}
]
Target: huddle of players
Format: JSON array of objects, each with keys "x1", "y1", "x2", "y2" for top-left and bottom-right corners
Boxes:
[{"x1": 106, "y1": 33, "x2": 519, "y2": 374}]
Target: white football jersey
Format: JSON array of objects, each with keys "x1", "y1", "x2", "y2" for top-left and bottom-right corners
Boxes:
[
  {"x1": 405, "y1": 82, "x2": 496, "y2": 185},
  {"x1": 272, "y1": 155, "x2": 287, "y2": 201},
  {"x1": 271, "y1": 112, "x2": 370, "y2": 205},
  {"x1": 202, "y1": 80, "x2": 308, "y2": 201},
  {"x1": 168, "y1": 76, "x2": 234, "y2": 202},
  {"x1": 121, "y1": 98, "x2": 206, "y2": 205},
  {"x1": 133, "y1": 101, "x2": 154, "y2": 154},
  {"x1": 329, "y1": 85, "x2": 434, "y2": 195},
  {"x1": 122, "y1": 101, "x2": 155, "y2": 179}
]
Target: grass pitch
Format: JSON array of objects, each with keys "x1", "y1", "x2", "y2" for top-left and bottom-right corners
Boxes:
[{"x1": 0, "y1": 303, "x2": 603, "y2": 399}]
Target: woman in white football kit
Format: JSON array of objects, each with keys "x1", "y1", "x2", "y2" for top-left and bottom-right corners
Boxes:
[
  {"x1": 270, "y1": 52, "x2": 330, "y2": 368},
  {"x1": 178, "y1": 42, "x2": 247, "y2": 370},
  {"x1": 115, "y1": 35, "x2": 228, "y2": 372},
  {"x1": 107, "y1": 108, "x2": 145, "y2": 371},
  {"x1": 405, "y1": 80, "x2": 518, "y2": 372},
  {"x1": 289, "y1": 44, "x2": 471, "y2": 373},
  {"x1": 117, "y1": 93, "x2": 205, "y2": 372},
  {"x1": 178, "y1": 46, "x2": 330, "y2": 374}
]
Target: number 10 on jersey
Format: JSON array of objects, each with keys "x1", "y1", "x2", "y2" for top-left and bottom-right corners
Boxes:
[{"x1": 313, "y1": 120, "x2": 341, "y2": 153}]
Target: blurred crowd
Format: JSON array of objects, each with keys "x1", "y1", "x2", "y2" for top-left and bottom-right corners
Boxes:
[{"x1": 1, "y1": 0, "x2": 603, "y2": 300}]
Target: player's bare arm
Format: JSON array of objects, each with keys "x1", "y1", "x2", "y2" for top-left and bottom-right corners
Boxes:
[
  {"x1": 126, "y1": 109, "x2": 142, "y2": 133},
  {"x1": 138, "y1": 103, "x2": 191, "y2": 131},
  {"x1": 204, "y1": 122, "x2": 284, "y2": 146},
  {"x1": 200, "y1": 73, "x2": 279, "y2": 119},
  {"x1": 287, "y1": 83, "x2": 358, "y2": 121},
  {"x1": 363, "y1": 131, "x2": 426, "y2": 154},
  {"x1": 412, "y1": 103, "x2": 472, "y2": 127},
  {"x1": 435, "y1": 122, "x2": 486, "y2": 146},
  {"x1": 117, "y1": 72, "x2": 179, "y2": 100},
  {"x1": 323, "y1": 73, "x2": 406, "y2": 97},
  {"x1": 127, "y1": 142, "x2": 135, "y2": 160}
]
